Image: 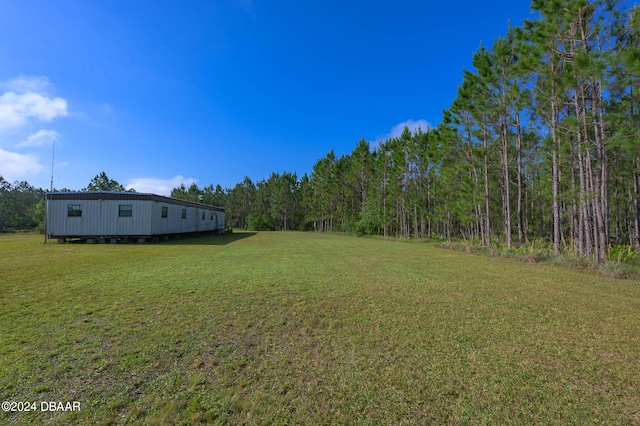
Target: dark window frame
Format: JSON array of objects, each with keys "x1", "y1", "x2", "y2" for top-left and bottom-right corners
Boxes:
[
  {"x1": 161, "y1": 206, "x2": 168, "y2": 218},
  {"x1": 119, "y1": 204, "x2": 133, "y2": 218},
  {"x1": 67, "y1": 204, "x2": 82, "y2": 217}
]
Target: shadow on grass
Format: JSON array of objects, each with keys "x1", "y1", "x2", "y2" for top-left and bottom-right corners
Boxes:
[{"x1": 159, "y1": 232, "x2": 257, "y2": 246}]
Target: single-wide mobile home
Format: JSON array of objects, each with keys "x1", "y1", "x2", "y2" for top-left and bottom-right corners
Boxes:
[{"x1": 45, "y1": 191, "x2": 225, "y2": 242}]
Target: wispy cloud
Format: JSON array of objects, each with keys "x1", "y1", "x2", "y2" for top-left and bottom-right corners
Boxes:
[
  {"x1": 382, "y1": 119, "x2": 432, "y2": 141},
  {"x1": 0, "y1": 92, "x2": 68, "y2": 132},
  {"x1": 125, "y1": 175, "x2": 197, "y2": 196},
  {"x1": 0, "y1": 76, "x2": 54, "y2": 94},
  {"x1": 0, "y1": 76, "x2": 68, "y2": 184},
  {"x1": 0, "y1": 76, "x2": 68, "y2": 133},
  {"x1": 18, "y1": 129, "x2": 60, "y2": 147},
  {"x1": 0, "y1": 148, "x2": 43, "y2": 181}
]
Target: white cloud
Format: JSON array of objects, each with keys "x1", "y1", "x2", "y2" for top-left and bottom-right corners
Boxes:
[
  {"x1": 0, "y1": 91, "x2": 68, "y2": 132},
  {"x1": 0, "y1": 76, "x2": 68, "y2": 133},
  {"x1": 0, "y1": 77, "x2": 71, "y2": 185},
  {"x1": 18, "y1": 129, "x2": 61, "y2": 147},
  {"x1": 382, "y1": 119, "x2": 432, "y2": 141},
  {"x1": 125, "y1": 175, "x2": 197, "y2": 196},
  {"x1": 1, "y1": 76, "x2": 54, "y2": 94},
  {"x1": 0, "y1": 148, "x2": 43, "y2": 181}
]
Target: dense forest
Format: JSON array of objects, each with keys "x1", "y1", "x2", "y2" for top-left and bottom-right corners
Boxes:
[
  {"x1": 0, "y1": 177, "x2": 46, "y2": 232},
  {"x1": 175, "y1": 0, "x2": 640, "y2": 262},
  {"x1": 2, "y1": 0, "x2": 639, "y2": 267}
]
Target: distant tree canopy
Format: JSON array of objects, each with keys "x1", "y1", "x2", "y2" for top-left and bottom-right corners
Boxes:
[
  {"x1": 83, "y1": 171, "x2": 134, "y2": 192},
  {"x1": 170, "y1": 182, "x2": 226, "y2": 206},
  {"x1": 0, "y1": 176, "x2": 45, "y2": 233},
  {"x1": 169, "y1": 0, "x2": 640, "y2": 266}
]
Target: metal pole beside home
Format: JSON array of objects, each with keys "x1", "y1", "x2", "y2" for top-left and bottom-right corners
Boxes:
[{"x1": 44, "y1": 141, "x2": 55, "y2": 244}]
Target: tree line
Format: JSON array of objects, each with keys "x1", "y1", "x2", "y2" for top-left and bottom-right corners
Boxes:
[
  {"x1": 0, "y1": 177, "x2": 46, "y2": 232},
  {"x1": 171, "y1": 0, "x2": 640, "y2": 265}
]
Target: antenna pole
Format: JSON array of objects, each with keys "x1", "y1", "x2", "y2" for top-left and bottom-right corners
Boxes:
[
  {"x1": 44, "y1": 140, "x2": 55, "y2": 244},
  {"x1": 50, "y1": 140, "x2": 55, "y2": 192}
]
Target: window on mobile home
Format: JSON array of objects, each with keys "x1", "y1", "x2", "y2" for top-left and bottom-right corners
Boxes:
[
  {"x1": 161, "y1": 206, "x2": 168, "y2": 218},
  {"x1": 119, "y1": 204, "x2": 133, "y2": 217},
  {"x1": 182, "y1": 209, "x2": 187, "y2": 219},
  {"x1": 68, "y1": 204, "x2": 82, "y2": 217}
]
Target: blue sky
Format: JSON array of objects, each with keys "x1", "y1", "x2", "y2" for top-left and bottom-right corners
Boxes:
[{"x1": 0, "y1": 0, "x2": 535, "y2": 195}]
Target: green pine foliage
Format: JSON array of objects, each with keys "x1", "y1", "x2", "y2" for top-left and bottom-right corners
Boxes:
[
  {"x1": 205, "y1": 0, "x2": 639, "y2": 267},
  {"x1": 0, "y1": 177, "x2": 45, "y2": 233}
]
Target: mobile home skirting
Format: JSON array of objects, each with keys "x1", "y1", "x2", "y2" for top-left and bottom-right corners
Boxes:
[{"x1": 45, "y1": 191, "x2": 225, "y2": 239}]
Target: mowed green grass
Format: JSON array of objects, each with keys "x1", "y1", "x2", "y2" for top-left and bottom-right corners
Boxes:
[{"x1": 1, "y1": 232, "x2": 639, "y2": 425}]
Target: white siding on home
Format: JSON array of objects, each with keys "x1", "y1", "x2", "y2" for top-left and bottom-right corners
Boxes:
[
  {"x1": 46, "y1": 192, "x2": 225, "y2": 238},
  {"x1": 150, "y1": 202, "x2": 202, "y2": 234},
  {"x1": 151, "y1": 205, "x2": 225, "y2": 234},
  {"x1": 47, "y1": 199, "x2": 152, "y2": 237}
]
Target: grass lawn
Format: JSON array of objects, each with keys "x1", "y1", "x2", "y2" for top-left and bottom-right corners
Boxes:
[{"x1": 1, "y1": 231, "x2": 639, "y2": 425}]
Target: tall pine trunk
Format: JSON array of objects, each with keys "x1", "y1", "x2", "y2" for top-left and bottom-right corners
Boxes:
[
  {"x1": 483, "y1": 117, "x2": 491, "y2": 247},
  {"x1": 515, "y1": 111, "x2": 523, "y2": 245},
  {"x1": 551, "y1": 95, "x2": 561, "y2": 256}
]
